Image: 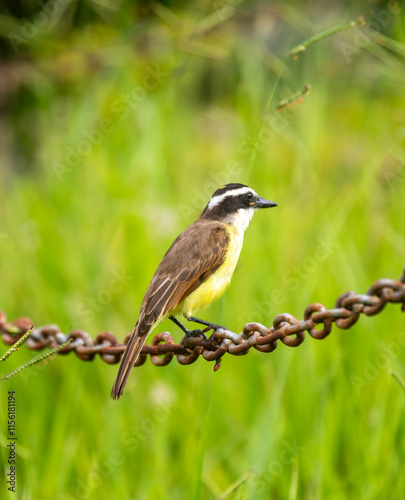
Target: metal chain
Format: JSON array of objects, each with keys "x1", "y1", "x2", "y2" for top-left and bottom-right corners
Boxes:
[{"x1": 1, "y1": 269, "x2": 404, "y2": 369}]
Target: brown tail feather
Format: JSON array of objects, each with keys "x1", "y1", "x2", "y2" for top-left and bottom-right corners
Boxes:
[{"x1": 110, "y1": 324, "x2": 150, "y2": 400}]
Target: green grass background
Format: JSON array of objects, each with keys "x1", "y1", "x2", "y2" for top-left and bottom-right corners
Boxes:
[{"x1": 0, "y1": 1, "x2": 404, "y2": 499}]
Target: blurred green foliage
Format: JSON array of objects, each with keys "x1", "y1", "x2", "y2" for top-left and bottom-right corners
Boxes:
[{"x1": 0, "y1": 1, "x2": 404, "y2": 499}]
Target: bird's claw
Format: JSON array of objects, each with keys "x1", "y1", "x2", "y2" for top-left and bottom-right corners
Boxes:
[
  {"x1": 203, "y1": 325, "x2": 226, "y2": 342},
  {"x1": 185, "y1": 328, "x2": 207, "y2": 340}
]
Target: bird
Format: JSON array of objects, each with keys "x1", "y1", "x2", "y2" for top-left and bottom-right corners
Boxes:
[{"x1": 111, "y1": 183, "x2": 277, "y2": 399}]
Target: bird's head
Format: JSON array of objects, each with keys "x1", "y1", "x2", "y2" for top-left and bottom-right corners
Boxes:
[{"x1": 200, "y1": 183, "x2": 277, "y2": 231}]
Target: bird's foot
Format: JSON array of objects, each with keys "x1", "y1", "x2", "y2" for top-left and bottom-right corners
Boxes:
[
  {"x1": 186, "y1": 315, "x2": 226, "y2": 334},
  {"x1": 185, "y1": 328, "x2": 207, "y2": 340},
  {"x1": 169, "y1": 315, "x2": 207, "y2": 340}
]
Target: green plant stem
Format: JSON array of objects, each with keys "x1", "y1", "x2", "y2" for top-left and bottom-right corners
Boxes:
[
  {"x1": 289, "y1": 16, "x2": 366, "y2": 58},
  {"x1": 277, "y1": 84, "x2": 311, "y2": 112},
  {"x1": 1, "y1": 338, "x2": 73, "y2": 381},
  {"x1": 0, "y1": 328, "x2": 33, "y2": 364}
]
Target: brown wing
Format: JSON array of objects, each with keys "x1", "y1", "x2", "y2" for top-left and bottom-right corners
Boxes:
[
  {"x1": 111, "y1": 220, "x2": 228, "y2": 399},
  {"x1": 137, "y1": 220, "x2": 229, "y2": 335}
]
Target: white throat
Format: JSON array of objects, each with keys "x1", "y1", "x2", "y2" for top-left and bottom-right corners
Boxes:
[{"x1": 223, "y1": 207, "x2": 255, "y2": 233}]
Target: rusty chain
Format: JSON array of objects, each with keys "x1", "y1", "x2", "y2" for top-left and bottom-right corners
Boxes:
[{"x1": 1, "y1": 269, "x2": 404, "y2": 370}]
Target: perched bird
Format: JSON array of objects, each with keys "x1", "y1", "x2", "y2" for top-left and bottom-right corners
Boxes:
[{"x1": 111, "y1": 183, "x2": 277, "y2": 399}]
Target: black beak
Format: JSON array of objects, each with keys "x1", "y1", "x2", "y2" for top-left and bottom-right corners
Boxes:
[{"x1": 254, "y1": 197, "x2": 278, "y2": 209}]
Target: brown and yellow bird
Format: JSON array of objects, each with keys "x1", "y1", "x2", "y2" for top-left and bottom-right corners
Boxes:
[{"x1": 111, "y1": 183, "x2": 277, "y2": 399}]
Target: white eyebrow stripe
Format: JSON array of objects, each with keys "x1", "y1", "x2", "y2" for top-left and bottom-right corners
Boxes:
[{"x1": 207, "y1": 187, "x2": 257, "y2": 210}]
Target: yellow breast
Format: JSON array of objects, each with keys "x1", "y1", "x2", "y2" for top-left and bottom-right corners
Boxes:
[{"x1": 179, "y1": 224, "x2": 243, "y2": 317}]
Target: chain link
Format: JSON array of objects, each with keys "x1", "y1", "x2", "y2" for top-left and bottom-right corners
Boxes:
[{"x1": 1, "y1": 269, "x2": 404, "y2": 369}]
